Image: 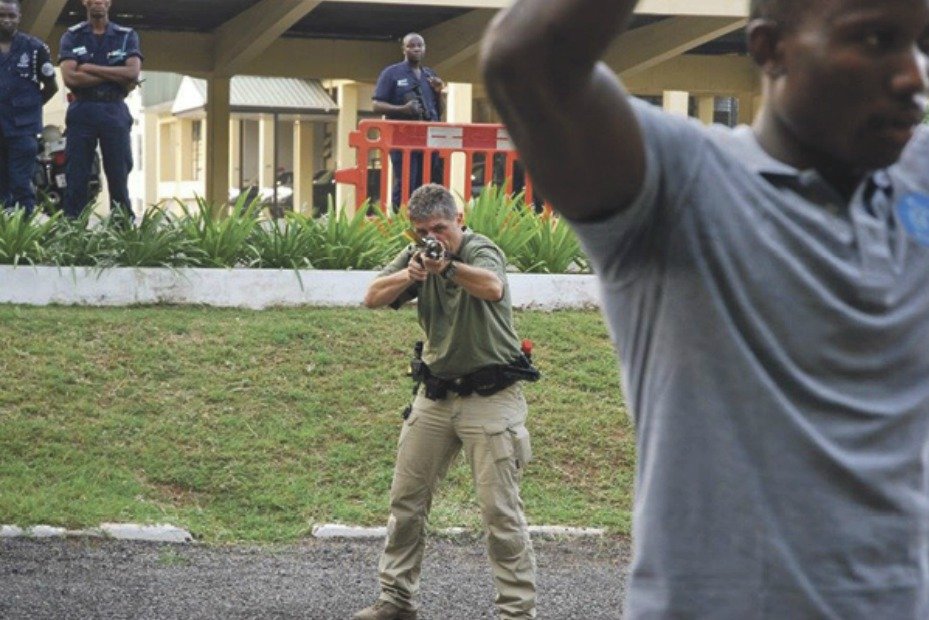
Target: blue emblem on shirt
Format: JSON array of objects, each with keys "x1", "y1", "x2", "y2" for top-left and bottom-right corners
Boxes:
[{"x1": 896, "y1": 193, "x2": 929, "y2": 247}]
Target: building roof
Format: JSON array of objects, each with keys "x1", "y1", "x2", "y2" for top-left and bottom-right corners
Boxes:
[{"x1": 171, "y1": 76, "x2": 339, "y2": 119}]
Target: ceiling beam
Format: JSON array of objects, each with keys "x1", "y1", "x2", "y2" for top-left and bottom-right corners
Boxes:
[
  {"x1": 421, "y1": 10, "x2": 496, "y2": 75},
  {"x1": 438, "y1": 16, "x2": 748, "y2": 84},
  {"x1": 238, "y1": 38, "x2": 396, "y2": 82},
  {"x1": 634, "y1": 0, "x2": 748, "y2": 17},
  {"x1": 20, "y1": 0, "x2": 69, "y2": 42},
  {"x1": 607, "y1": 16, "x2": 747, "y2": 77},
  {"x1": 213, "y1": 0, "x2": 323, "y2": 76},
  {"x1": 623, "y1": 54, "x2": 758, "y2": 95},
  {"x1": 326, "y1": 0, "x2": 748, "y2": 16}
]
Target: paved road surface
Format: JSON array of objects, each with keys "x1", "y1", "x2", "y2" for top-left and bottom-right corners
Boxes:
[{"x1": 1, "y1": 535, "x2": 631, "y2": 619}]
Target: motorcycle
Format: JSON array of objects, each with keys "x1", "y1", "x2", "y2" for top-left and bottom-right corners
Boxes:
[{"x1": 34, "y1": 124, "x2": 101, "y2": 215}]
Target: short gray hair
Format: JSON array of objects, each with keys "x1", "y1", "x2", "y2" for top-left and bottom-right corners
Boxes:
[{"x1": 408, "y1": 184, "x2": 458, "y2": 222}]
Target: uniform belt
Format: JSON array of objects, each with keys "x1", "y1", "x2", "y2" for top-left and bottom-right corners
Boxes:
[{"x1": 74, "y1": 92, "x2": 125, "y2": 102}]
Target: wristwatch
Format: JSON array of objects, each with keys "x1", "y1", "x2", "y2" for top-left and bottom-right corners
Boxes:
[{"x1": 440, "y1": 260, "x2": 458, "y2": 280}]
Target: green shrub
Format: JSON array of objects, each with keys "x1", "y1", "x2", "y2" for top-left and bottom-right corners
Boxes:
[
  {"x1": 464, "y1": 186, "x2": 589, "y2": 273},
  {"x1": 511, "y1": 213, "x2": 589, "y2": 273},
  {"x1": 464, "y1": 186, "x2": 537, "y2": 261},
  {"x1": 176, "y1": 194, "x2": 262, "y2": 267},
  {"x1": 0, "y1": 209, "x2": 57, "y2": 266},
  {"x1": 44, "y1": 212, "x2": 111, "y2": 266},
  {"x1": 0, "y1": 189, "x2": 590, "y2": 273},
  {"x1": 305, "y1": 200, "x2": 397, "y2": 270},
  {"x1": 95, "y1": 207, "x2": 200, "y2": 268},
  {"x1": 249, "y1": 212, "x2": 317, "y2": 270}
]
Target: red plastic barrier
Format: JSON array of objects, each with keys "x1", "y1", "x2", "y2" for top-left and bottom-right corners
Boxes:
[{"x1": 334, "y1": 120, "x2": 545, "y2": 212}]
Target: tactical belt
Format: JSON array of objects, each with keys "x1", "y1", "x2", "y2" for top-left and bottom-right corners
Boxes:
[{"x1": 418, "y1": 357, "x2": 540, "y2": 401}]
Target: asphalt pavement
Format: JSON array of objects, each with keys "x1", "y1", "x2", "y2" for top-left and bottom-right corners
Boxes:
[{"x1": 0, "y1": 535, "x2": 631, "y2": 619}]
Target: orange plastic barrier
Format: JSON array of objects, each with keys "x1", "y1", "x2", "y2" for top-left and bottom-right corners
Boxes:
[{"x1": 334, "y1": 120, "x2": 543, "y2": 212}]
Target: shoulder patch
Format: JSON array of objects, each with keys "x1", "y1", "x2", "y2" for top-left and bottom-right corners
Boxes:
[{"x1": 897, "y1": 193, "x2": 929, "y2": 247}]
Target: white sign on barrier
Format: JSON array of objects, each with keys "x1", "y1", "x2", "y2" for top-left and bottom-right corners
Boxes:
[
  {"x1": 496, "y1": 128, "x2": 515, "y2": 151},
  {"x1": 427, "y1": 126, "x2": 464, "y2": 149}
]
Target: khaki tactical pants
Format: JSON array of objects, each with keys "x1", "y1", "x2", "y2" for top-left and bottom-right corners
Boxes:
[{"x1": 377, "y1": 384, "x2": 537, "y2": 619}]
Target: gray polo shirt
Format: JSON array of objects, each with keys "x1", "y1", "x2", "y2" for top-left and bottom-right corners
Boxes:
[{"x1": 572, "y1": 98, "x2": 929, "y2": 619}]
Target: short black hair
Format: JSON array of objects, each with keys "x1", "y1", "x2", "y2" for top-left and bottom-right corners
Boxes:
[{"x1": 749, "y1": 0, "x2": 808, "y2": 24}]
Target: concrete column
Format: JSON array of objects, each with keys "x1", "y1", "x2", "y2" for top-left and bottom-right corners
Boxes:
[
  {"x1": 663, "y1": 90, "x2": 690, "y2": 117},
  {"x1": 335, "y1": 82, "x2": 359, "y2": 213},
  {"x1": 179, "y1": 119, "x2": 194, "y2": 181},
  {"x1": 158, "y1": 120, "x2": 174, "y2": 185},
  {"x1": 293, "y1": 120, "x2": 316, "y2": 215},
  {"x1": 204, "y1": 76, "x2": 231, "y2": 208},
  {"x1": 258, "y1": 114, "x2": 276, "y2": 191},
  {"x1": 144, "y1": 112, "x2": 159, "y2": 209},
  {"x1": 172, "y1": 122, "x2": 184, "y2": 189},
  {"x1": 447, "y1": 82, "x2": 472, "y2": 207},
  {"x1": 697, "y1": 95, "x2": 715, "y2": 125},
  {"x1": 229, "y1": 118, "x2": 242, "y2": 190},
  {"x1": 737, "y1": 92, "x2": 757, "y2": 125}
]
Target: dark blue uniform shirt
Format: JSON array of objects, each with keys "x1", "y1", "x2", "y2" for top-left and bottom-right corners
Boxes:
[
  {"x1": 373, "y1": 61, "x2": 441, "y2": 121},
  {"x1": 0, "y1": 32, "x2": 54, "y2": 136},
  {"x1": 58, "y1": 21, "x2": 141, "y2": 219},
  {"x1": 58, "y1": 21, "x2": 142, "y2": 100}
]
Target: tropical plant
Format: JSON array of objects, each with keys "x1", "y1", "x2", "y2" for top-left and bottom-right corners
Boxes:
[
  {"x1": 176, "y1": 194, "x2": 263, "y2": 267},
  {"x1": 248, "y1": 212, "x2": 317, "y2": 270},
  {"x1": 305, "y1": 200, "x2": 398, "y2": 270},
  {"x1": 0, "y1": 208, "x2": 57, "y2": 265},
  {"x1": 44, "y1": 212, "x2": 112, "y2": 267},
  {"x1": 463, "y1": 186, "x2": 539, "y2": 262},
  {"x1": 373, "y1": 203, "x2": 416, "y2": 257},
  {"x1": 511, "y1": 213, "x2": 589, "y2": 273},
  {"x1": 464, "y1": 185, "x2": 589, "y2": 273},
  {"x1": 0, "y1": 188, "x2": 591, "y2": 273},
  {"x1": 95, "y1": 207, "x2": 200, "y2": 268}
]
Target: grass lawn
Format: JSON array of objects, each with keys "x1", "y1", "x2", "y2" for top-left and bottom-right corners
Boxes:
[{"x1": 0, "y1": 305, "x2": 633, "y2": 543}]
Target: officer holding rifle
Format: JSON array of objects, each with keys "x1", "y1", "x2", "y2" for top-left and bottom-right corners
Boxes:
[{"x1": 372, "y1": 32, "x2": 445, "y2": 210}]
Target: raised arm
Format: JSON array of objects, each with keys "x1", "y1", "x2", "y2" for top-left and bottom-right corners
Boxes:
[{"x1": 480, "y1": 0, "x2": 645, "y2": 221}]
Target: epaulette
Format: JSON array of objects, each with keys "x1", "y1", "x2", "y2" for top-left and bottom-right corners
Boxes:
[
  {"x1": 68, "y1": 22, "x2": 87, "y2": 32},
  {"x1": 114, "y1": 25, "x2": 133, "y2": 33}
]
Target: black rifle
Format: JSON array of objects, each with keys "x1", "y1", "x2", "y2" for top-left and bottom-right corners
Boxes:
[{"x1": 401, "y1": 341, "x2": 425, "y2": 420}]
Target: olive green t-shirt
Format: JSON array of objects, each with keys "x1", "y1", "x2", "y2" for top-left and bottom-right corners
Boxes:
[{"x1": 380, "y1": 232, "x2": 522, "y2": 378}]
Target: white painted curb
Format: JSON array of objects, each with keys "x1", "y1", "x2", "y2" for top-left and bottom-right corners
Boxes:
[
  {"x1": 4, "y1": 523, "x2": 607, "y2": 543},
  {"x1": 1, "y1": 523, "x2": 194, "y2": 543},
  {"x1": 312, "y1": 524, "x2": 387, "y2": 539},
  {"x1": 0, "y1": 266, "x2": 601, "y2": 310},
  {"x1": 311, "y1": 523, "x2": 607, "y2": 540}
]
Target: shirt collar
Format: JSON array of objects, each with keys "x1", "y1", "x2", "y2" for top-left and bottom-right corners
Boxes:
[
  {"x1": 727, "y1": 124, "x2": 895, "y2": 200},
  {"x1": 77, "y1": 21, "x2": 118, "y2": 37}
]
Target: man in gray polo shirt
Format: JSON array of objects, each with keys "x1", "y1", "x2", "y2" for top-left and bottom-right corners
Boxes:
[{"x1": 482, "y1": 0, "x2": 929, "y2": 617}]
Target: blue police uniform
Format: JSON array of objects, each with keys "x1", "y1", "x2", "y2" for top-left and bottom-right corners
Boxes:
[
  {"x1": 373, "y1": 61, "x2": 443, "y2": 209},
  {"x1": 59, "y1": 21, "x2": 141, "y2": 219},
  {"x1": 0, "y1": 32, "x2": 55, "y2": 215}
]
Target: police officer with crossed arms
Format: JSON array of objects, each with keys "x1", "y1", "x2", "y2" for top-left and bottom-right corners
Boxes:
[
  {"x1": 0, "y1": 0, "x2": 58, "y2": 216},
  {"x1": 59, "y1": 0, "x2": 141, "y2": 222}
]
